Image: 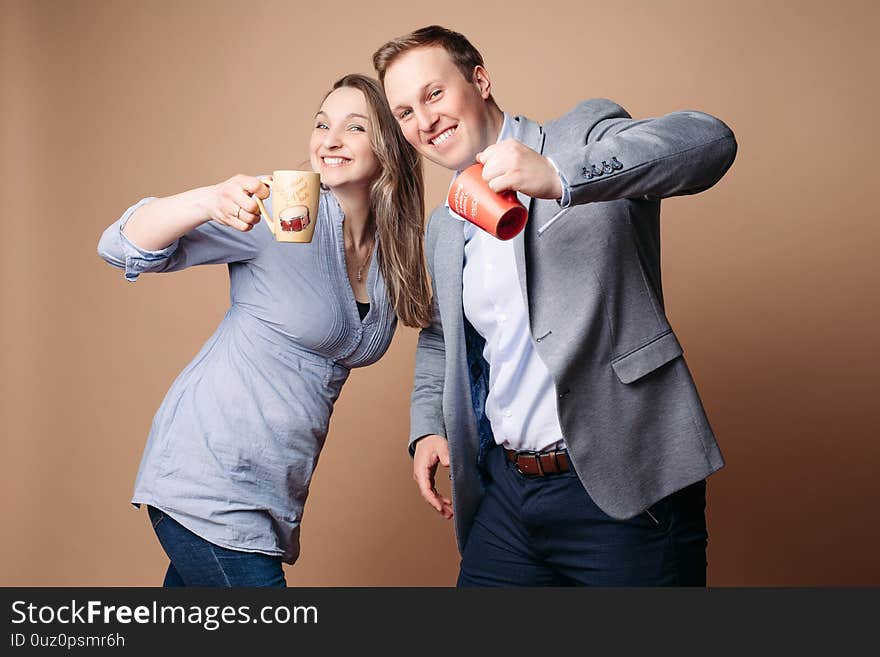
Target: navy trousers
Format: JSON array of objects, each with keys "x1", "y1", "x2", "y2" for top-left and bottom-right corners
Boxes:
[
  {"x1": 147, "y1": 506, "x2": 286, "y2": 587},
  {"x1": 458, "y1": 445, "x2": 708, "y2": 586}
]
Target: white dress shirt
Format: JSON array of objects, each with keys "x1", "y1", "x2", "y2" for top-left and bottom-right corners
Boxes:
[{"x1": 451, "y1": 114, "x2": 567, "y2": 453}]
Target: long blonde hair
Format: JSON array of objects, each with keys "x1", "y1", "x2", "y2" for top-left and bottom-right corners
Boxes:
[{"x1": 327, "y1": 74, "x2": 431, "y2": 329}]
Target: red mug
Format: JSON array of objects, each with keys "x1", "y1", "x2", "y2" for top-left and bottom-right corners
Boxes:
[{"x1": 447, "y1": 163, "x2": 528, "y2": 240}]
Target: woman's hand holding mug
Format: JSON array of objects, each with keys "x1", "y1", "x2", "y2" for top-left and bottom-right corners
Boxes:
[{"x1": 209, "y1": 174, "x2": 270, "y2": 232}]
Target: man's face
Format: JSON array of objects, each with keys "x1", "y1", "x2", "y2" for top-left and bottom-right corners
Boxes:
[{"x1": 383, "y1": 46, "x2": 496, "y2": 171}]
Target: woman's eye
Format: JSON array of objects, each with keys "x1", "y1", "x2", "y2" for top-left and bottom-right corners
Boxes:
[
  {"x1": 315, "y1": 122, "x2": 328, "y2": 130},
  {"x1": 398, "y1": 109, "x2": 412, "y2": 120},
  {"x1": 429, "y1": 89, "x2": 442, "y2": 99},
  {"x1": 347, "y1": 124, "x2": 366, "y2": 132}
]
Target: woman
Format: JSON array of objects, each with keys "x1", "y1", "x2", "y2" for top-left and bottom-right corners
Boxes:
[{"x1": 97, "y1": 74, "x2": 431, "y2": 587}]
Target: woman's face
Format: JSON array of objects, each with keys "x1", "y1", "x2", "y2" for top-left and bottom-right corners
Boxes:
[{"x1": 310, "y1": 87, "x2": 380, "y2": 191}]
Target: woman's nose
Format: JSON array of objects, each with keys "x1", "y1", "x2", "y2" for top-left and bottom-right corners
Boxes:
[{"x1": 323, "y1": 129, "x2": 343, "y2": 149}]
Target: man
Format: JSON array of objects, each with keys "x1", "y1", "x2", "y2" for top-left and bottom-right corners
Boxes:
[{"x1": 374, "y1": 26, "x2": 737, "y2": 585}]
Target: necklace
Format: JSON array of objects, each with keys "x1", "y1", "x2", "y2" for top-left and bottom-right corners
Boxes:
[{"x1": 351, "y1": 234, "x2": 375, "y2": 283}]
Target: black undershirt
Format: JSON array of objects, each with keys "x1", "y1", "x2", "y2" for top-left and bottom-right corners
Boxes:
[{"x1": 356, "y1": 301, "x2": 370, "y2": 321}]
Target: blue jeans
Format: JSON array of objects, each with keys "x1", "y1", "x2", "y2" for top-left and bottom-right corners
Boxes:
[
  {"x1": 147, "y1": 506, "x2": 286, "y2": 587},
  {"x1": 458, "y1": 445, "x2": 708, "y2": 586}
]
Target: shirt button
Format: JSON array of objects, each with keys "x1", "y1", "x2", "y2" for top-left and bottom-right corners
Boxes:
[
  {"x1": 499, "y1": 314, "x2": 507, "y2": 324},
  {"x1": 504, "y1": 410, "x2": 512, "y2": 418}
]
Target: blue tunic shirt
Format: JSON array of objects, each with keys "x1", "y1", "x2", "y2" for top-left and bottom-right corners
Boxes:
[{"x1": 98, "y1": 189, "x2": 396, "y2": 563}]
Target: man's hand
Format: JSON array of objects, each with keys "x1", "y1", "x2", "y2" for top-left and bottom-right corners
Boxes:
[
  {"x1": 412, "y1": 434, "x2": 453, "y2": 519},
  {"x1": 476, "y1": 139, "x2": 564, "y2": 200}
]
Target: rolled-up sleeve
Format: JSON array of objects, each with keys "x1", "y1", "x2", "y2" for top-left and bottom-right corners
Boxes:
[
  {"x1": 97, "y1": 198, "x2": 179, "y2": 281},
  {"x1": 98, "y1": 196, "x2": 263, "y2": 281}
]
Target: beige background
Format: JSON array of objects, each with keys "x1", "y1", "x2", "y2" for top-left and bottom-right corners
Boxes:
[{"x1": 1, "y1": 0, "x2": 878, "y2": 586}]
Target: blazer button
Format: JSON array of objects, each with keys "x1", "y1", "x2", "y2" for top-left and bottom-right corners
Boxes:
[
  {"x1": 590, "y1": 164, "x2": 603, "y2": 177},
  {"x1": 558, "y1": 389, "x2": 570, "y2": 399},
  {"x1": 602, "y1": 160, "x2": 613, "y2": 175},
  {"x1": 611, "y1": 156, "x2": 623, "y2": 170}
]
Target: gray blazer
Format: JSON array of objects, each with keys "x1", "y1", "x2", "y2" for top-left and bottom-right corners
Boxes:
[{"x1": 410, "y1": 99, "x2": 738, "y2": 553}]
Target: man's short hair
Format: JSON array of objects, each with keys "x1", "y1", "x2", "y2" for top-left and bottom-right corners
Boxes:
[{"x1": 372, "y1": 25, "x2": 485, "y2": 84}]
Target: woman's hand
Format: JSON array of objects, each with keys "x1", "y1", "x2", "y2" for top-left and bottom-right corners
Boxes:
[
  {"x1": 209, "y1": 175, "x2": 270, "y2": 232},
  {"x1": 122, "y1": 175, "x2": 271, "y2": 251}
]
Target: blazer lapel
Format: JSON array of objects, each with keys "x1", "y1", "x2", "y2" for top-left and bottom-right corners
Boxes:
[
  {"x1": 509, "y1": 115, "x2": 546, "y2": 318},
  {"x1": 432, "y1": 210, "x2": 465, "y2": 332}
]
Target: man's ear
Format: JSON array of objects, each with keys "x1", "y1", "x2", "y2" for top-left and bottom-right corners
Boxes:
[{"x1": 472, "y1": 65, "x2": 492, "y2": 100}]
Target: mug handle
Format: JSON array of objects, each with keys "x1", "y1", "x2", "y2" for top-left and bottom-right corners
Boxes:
[{"x1": 253, "y1": 177, "x2": 274, "y2": 233}]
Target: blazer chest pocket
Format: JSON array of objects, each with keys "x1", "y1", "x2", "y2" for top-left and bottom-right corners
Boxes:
[
  {"x1": 537, "y1": 208, "x2": 572, "y2": 236},
  {"x1": 610, "y1": 330, "x2": 683, "y2": 384}
]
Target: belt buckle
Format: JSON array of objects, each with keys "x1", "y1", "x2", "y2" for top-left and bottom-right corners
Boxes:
[{"x1": 513, "y1": 449, "x2": 541, "y2": 477}]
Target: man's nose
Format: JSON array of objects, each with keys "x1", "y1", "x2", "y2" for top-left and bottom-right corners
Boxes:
[{"x1": 415, "y1": 107, "x2": 438, "y2": 134}]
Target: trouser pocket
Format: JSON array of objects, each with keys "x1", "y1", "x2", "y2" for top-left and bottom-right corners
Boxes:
[{"x1": 147, "y1": 505, "x2": 166, "y2": 530}]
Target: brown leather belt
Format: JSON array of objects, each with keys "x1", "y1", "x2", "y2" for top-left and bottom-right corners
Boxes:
[{"x1": 504, "y1": 447, "x2": 571, "y2": 477}]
